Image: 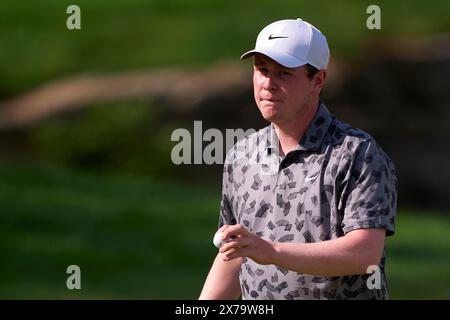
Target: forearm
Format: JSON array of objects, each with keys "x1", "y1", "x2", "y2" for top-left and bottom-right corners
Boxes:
[
  {"x1": 271, "y1": 229, "x2": 384, "y2": 276},
  {"x1": 199, "y1": 252, "x2": 242, "y2": 300}
]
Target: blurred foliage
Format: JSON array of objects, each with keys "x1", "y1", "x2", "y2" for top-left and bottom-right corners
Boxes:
[
  {"x1": 29, "y1": 102, "x2": 165, "y2": 176},
  {"x1": 1, "y1": 0, "x2": 449, "y2": 97},
  {"x1": 0, "y1": 164, "x2": 448, "y2": 299},
  {"x1": 23, "y1": 101, "x2": 219, "y2": 180}
]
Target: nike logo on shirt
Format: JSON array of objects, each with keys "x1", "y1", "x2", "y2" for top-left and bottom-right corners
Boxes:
[{"x1": 305, "y1": 172, "x2": 320, "y2": 182}]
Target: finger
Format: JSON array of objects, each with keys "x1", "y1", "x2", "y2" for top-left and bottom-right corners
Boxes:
[
  {"x1": 218, "y1": 224, "x2": 230, "y2": 232},
  {"x1": 221, "y1": 224, "x2": 248, "y2": 240},
  {"x1": 224, "y1": 247, "x2": 250, "y2": 261},
  {"x1": 219, "y1": 237, "x2": 249, "y2": 253},
  {"x1": 223, "y1": 247, "x2": 240, "y2": 261}
]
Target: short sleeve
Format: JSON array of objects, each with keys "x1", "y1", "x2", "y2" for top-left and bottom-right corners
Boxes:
[
  {"x1": 218, "y1": 157, "x2": 237, "y2": 229},
  {"x1": 341, "y1": 139, "x2": 397, "y2": 236}
]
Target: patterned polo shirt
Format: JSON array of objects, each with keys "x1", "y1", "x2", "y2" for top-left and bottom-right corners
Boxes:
[{"x1": 218, "y1": 102, "x2": 397, "y2": 300}]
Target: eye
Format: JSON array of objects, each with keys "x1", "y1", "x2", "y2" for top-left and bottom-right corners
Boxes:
[
  {"x1": 279, "y1": 70, "x2": 292, "y2": 77},
  {"x1": 256, "y1": 66, "x2": 269, "y2": 75}
]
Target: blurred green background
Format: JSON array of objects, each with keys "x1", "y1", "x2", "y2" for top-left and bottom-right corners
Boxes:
[{"x1": 0, "y1": 0, "x2": 449, "y2": 299}]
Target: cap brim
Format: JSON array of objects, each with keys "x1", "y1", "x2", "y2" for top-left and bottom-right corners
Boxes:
[{"x1": 240, "y1": 49, "x2": 308, "y2": 68}]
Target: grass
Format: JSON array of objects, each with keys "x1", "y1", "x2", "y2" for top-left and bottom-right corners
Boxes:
[
  {"x1": 0, "y1": 163, "x2": 220, "y2": 299},
  {"x1": 386, "y1": 209, "x2": 450, "y2": 299},
  {"x1": 0, "y1": 163, "x2": 449, "y2": 299}
]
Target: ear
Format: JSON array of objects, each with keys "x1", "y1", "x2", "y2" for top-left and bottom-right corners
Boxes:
[{"x1": 312, "y1": 70, "x2": 326, "y2": 96}]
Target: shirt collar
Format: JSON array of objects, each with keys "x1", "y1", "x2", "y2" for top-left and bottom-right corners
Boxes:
[{"x1": 265, "y1": 101, "x2": 333, "y2": 154}]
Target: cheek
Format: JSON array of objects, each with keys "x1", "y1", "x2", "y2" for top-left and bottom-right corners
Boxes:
[
  {"x1": 254, "y1": 71, "x2": 270, "y2": 88},
  {"x1": 253, "y1": 73, "x2": 261, "y2": 89},
  {"x1": 288, "y1": 82, "x2": 308, "y2": 99},
  {"x1": 253, "y1": 75, "x2": 262, "y2": 100}
]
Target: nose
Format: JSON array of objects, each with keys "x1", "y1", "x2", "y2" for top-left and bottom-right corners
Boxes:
[{"x1": 262, "y1": 74, "x2": 277, "y2": 92}]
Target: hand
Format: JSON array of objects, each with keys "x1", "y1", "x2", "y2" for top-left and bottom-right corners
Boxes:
[{"x1": 219, "y1": 224, "x2": 277, "y2": 265}]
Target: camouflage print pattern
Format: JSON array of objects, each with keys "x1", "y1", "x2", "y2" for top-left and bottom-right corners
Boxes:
[{"x1": 219, "y1": 102, "x2": 397, "y2": 300}]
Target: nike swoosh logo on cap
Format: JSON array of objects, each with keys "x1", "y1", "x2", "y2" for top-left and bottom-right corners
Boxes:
[{"x1": 268, "y1": 34, "x2": 288, "y2": 40}]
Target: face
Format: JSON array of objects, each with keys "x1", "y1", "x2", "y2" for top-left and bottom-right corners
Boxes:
[{"x1": 252, "y1": 53, "x2": 325, "y2": 126}]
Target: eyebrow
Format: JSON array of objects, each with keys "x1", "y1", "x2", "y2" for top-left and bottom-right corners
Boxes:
[{"x1": 253, "y1": 62, "x2": 295, "y2": 73}]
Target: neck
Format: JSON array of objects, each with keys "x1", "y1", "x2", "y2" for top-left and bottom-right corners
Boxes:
[{"x1": 273, "y1": 101, "x2": 319, "y2": 156}]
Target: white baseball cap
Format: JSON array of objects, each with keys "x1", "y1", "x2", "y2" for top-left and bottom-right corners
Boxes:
[{"x1": 241, "y1": 18, "x2": 330, "y2": 70}]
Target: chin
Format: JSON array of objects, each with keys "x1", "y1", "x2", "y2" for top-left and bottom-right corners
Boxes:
[{"x1": 261, "y1": 111, "x2": 278, "y2": 122}]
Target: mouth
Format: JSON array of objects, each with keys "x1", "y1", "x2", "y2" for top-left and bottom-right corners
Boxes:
[{"x1": 261, "y1": 98, "x2": 283, "y2": 103}]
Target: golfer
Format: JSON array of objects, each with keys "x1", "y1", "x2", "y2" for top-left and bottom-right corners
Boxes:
[{"x1": 199, "y1": 18, "x2": 397, "y2": 300}]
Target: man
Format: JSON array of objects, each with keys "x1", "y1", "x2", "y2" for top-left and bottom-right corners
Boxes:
[{"x1": 199, "y1": 18, "x2": 397, "y2": 300}]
